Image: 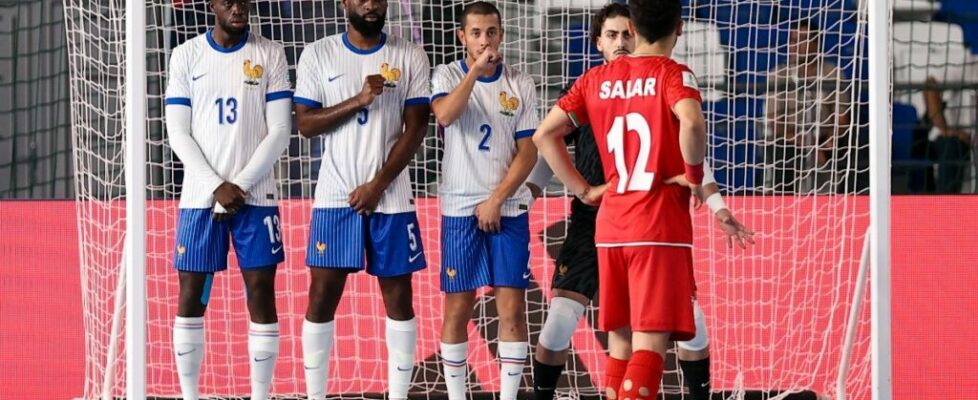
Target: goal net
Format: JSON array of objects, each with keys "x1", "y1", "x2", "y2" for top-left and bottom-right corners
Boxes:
[{"x1": 65, "y1": 0, "x2": 872, "y2": 398}]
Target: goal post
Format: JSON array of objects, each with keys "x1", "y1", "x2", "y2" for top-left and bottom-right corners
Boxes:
[{"x1": 125, "y1": 0, "x2": 148, "y2": 397}]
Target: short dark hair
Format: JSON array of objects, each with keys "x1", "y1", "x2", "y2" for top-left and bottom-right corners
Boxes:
[
  {"x1": 628, "y1": 0, "x2": 682, "y2": 44},
  {"x1": 590, "y1": 2, "x2": 631, "y2": 44},
  {"x1": 459, "y1": 1, "x2": 502, "y2": 29}
]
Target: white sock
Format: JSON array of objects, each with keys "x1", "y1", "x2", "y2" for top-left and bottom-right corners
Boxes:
[
  {"x1": 248, "y1": 321, "x2": 280, "y2": 400},
  {"x1": 440, "y1": 342, "x2": 468, "y2": 400},
  {"x1": 498, "y1": 341, "x2": 528, "y2": 400},
  {"x1": 173, "y1": 316, "x2": 205, "y2": 400},
  {"x1": 302, "y1": 319, "x2": 335, "y2": 400},
  {"x1": 386, "y1": 317, "x2": 418, "y2": 400}
]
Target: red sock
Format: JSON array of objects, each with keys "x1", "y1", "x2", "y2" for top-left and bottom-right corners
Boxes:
[
  {"x1": 619, "y1": 350, "x2": 664, "y2": 400},
  {"x1": 605, "y1": 356, "x2": 629, "y2": 399}
]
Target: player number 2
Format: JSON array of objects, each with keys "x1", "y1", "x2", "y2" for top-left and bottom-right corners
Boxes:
[
  {"x1": 406, "y1": 222, "x2": 418, "y2": 252},
  {"x1": 215, "y1": 97, "x2": 238, "y2": 125},
  {"x1": 262, "y1": 215, "x2": 282, "y2": 244},
  {"x1": 478, "y1": 124, "x2": 492, "y2": 151},
  {"x1": 607, "y1": 113, "x2": 655, "y2": 192}
]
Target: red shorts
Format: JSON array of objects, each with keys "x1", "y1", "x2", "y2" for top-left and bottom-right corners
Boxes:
[{"x1": 596, "y1": 245, "x2": 696, "y2": 341}]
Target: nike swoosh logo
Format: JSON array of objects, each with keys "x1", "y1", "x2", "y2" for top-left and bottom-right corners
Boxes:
[
  {"x1": 507, "y1": 372, "x2": 520, "y2": 376},
  {"x1": 254, "y1": 355, "x2": 273, "y2": 362},
  {"x1": 328, "y1": 74, "x2": 344, "y2": 82},
  {"x1": 271, "y1": 246, "x2": 283, "y2": 254},
  {"x1": 409, "y1": 252, "x2": 423, "y2": 263},
  {"x1": 449, "y1": 374, "x2": 462, "y2": 378},
  {"x1": 536, "y1": 387, "x2": 555, "y2": 391},
  {"x1": 192, "y1": 73, "x2": 206, "y2": 81},
  {"x1": 304, "y1": 365, "x2": 319, "y2": 370},
  {"x1": 177, "y1": 348, "x2": 196, "y2": 357},
  {"x1": 522, "y1": 270, "x2": 532, "y2": 279},
  {"x1": 701, "y1": 382, "x2": 710, "y2": 387},
  {"x1": 397, "y1": 366, "x2": 412, "y2": 372}
]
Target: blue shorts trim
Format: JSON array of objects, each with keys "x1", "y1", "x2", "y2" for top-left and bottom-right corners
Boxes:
[
  {"x1": 440, "y1": 213, "x2": 530, "y2": 293},
  {"x1": 173, "y1": 205, "x2": 285, "y2": 272},
  {"x1": 306, "y1": 208, "x2": 427, "y2": 277}
]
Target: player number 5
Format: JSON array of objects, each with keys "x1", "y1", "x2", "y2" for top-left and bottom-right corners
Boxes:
[
  {"x1": 406, "y1": 222, "x2": 418, "y2": 252},
  {"x1": 607, "y1": 113, "x2": 655, "y2": 192}
]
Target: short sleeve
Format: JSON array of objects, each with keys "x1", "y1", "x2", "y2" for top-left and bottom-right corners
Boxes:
[
  {"x1": 404, "y1": 45, "x2": 431, "y2": 107},
  {"x1": 430, "y1": 63, "x2": 458, "y2": 102},
  {"x1": 164, "y1": 46, "x2": 192, "y2": 107},
  {"x1": 294, "y1": 45, "x2": 325, "y2": 109},
  {"x1": 514, "y1": 74, "x2": 539, "y2": 139},
  {"x1": 555, "y1": 72, "x2": 590, "y2": 127},
  {"x1": 664, "y1": 64, "x2": 703, "y2": 109},
  {"x1": 265, "y1": 44, "x2": 293, "y2": 102}
]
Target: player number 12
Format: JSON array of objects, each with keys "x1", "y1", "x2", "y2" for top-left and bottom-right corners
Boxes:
[{"x1": 607, "y1": 113, "x2": 655, "y2": 192}]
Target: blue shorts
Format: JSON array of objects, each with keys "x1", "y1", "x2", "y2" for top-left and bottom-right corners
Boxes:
[
  {"x1": 440, "y1": 213, "x2": 531, "y2": 293},
  {"x1": 305, "y1": 207, "x2": 427, "y2": 277},
  {"x1": 173, "y1": 205, "x2": 284, "y2": 273}
]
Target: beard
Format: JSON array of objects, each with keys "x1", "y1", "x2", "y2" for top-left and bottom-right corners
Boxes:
[
  {"x1": 349, "y1": 11, "x2": 386, "y2": 38},
  {"x1": 217, "y1": 17, "x2": 248, "y2": 36}
]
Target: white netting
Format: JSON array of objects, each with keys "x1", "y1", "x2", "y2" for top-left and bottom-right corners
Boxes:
[{"x1": 66, "y1": 0, "x2": 872, "y2": 399}]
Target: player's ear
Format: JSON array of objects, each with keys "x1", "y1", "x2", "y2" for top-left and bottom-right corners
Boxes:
[
  {"x1": 456, "y1": 27, "x2": 465, "y2": 46},
  {"x1": 676, "y1": 19, "x2": 684, "y2": 37}
]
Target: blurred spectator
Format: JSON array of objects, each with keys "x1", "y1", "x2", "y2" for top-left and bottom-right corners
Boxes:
[
  {"x1": 918, "y1": 76, "x2": 973, "y2": 193},
  {"x1": 762, "y1": 20, "x2": 852, "y2": 194}
]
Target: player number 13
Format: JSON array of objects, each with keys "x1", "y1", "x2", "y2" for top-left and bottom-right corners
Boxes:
[{"x1": 607, "y1": 113, "x2": 655, "y2": 192}]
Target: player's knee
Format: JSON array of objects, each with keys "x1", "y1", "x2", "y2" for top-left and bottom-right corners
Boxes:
[
  {"x1": 538, "y1": 297, "x2": 585, "y2": 351},
  {"x1": 177, "y1": 292, "x2": 206, "y2": 317},
  {"x1": 385, "y1": 304, "x2": 415, "y2": 321},
  {"x1": 498, "y1": 309, "x2": 527, "y2": 336},
  {"x1": 305, "y1": 284, "x2": 342, "y2": 323}
]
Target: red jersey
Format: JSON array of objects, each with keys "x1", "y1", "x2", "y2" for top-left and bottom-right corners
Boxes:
[{"x1": 556, "y1": 55, "x2": 703, "y2": 247}]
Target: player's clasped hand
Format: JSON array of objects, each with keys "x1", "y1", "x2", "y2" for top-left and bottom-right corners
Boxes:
[
  {"x1": 579, "y1": 183, "x2": 607, "y2": 206},
  {"x1": 472, "y1": 47, "x2": 501, "y2": 75},
  {"x1": 664, "y1": 174, "x2": 703, "y2": 209},
  {"x1": 213, "y1": 181, "x2": 246, "y2": 221},
  {"x1": 348, "y1": 180, "x2": 383, "y2": 215},
  {"x1": 356, "y1": 74, "x2": 386, "y2": 107},
  {"x1": 474, "y1": 197, "x2": 503, "y2": 233}
]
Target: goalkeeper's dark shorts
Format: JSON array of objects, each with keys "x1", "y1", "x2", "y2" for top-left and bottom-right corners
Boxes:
[{"x1": 551, "y1": 209, "x2": 598, "y2": 300}]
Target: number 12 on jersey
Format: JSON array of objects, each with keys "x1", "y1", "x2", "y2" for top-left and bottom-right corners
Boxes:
[{"x1": 607, "y1": 113, "x2": 655, "y2": 193}]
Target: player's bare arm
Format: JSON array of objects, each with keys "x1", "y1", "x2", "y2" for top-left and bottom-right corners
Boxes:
[
  {"x1": 348, "y1": 102, "x2": 431, "y2": 214},
  {"x1": 665, "y1": 97, "x2": 707, "y2": 208},
  {"x1": 475, "y1": 137, "x2": 537, "y2": 233},
  {"x1": 431, "y1": 49, "x2": 500, "y2": 127},
  {"x1": 533, "y1": 106, "x2": 603, "y2": 204},
  {"x1": 295, "y1": 74, "x2": 385, "y2": 138}
]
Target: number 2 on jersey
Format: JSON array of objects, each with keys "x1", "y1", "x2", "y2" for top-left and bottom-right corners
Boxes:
[
  {"x1": 478, "y1": 124, "x2": 492, "y2": 152},
  {"x1": 607, "y1": 113, "x2": 655, "y2": 192},
  {"x1": 215, "y1": 97, "x2": 238, "y2": 125}
]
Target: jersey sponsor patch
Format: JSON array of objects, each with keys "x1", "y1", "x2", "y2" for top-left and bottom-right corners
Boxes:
[{"x1": 682, "y1": 71, "x2": 699, "y2": 90}]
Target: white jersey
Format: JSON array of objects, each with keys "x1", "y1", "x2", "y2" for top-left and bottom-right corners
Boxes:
[
  {"x1": 165, "y1": 30, "x2": 291, "y2": 209},
  {"x1": 431, "y1": 61, "x2": 539, "y2": 217},
  {"x1": 294, "y1": 33, "x2": 431, "y2": 214}
]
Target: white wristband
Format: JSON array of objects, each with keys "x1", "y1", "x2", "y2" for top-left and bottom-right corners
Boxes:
[{"x1": 705, "y1": 192, "x2": 727, "y2": 214}]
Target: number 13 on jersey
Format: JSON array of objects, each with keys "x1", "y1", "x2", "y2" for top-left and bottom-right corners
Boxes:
[{"x1": 607, "y1": 113, "x2": 655, "y2": 193}]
